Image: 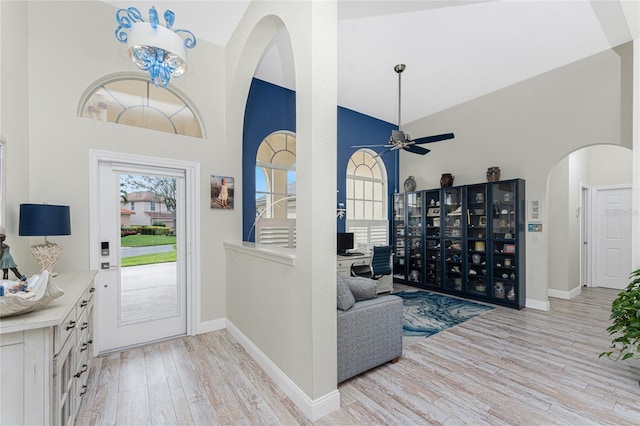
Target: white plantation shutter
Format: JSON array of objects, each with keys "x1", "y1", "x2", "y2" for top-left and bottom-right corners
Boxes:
[
  {"x1": 347, "y1": 220, "x2": 388, "y2": 248},
  {"x1": 256, "y1": 218, "x2": 296, "y2": 248}
]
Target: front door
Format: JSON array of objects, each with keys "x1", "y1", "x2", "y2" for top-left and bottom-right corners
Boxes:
[
  {"x1": 97, "y1": 161, "x2": 187, "y2": 352},
  {"x1": 594, "y1": 186, "x2": 632, "y2": 290}
]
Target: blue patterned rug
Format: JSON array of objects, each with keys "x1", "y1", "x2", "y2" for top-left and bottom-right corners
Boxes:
[{"x1": 395, "y1": 291, "x2": 494, "y2": 345}]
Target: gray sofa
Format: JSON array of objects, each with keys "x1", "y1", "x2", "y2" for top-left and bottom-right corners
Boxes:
[{"x1": 337, "y1": 294, "x2": 403, "y2": 383}]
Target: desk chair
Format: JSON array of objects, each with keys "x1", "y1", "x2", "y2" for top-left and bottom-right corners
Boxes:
[{"x1": 351, "y1": 245, "x2": 393, "y2": 280}]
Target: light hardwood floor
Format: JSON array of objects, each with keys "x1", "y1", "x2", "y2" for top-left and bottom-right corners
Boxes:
[{"x1": 76, "y1": 287, "x2": 640, "y2": 425}]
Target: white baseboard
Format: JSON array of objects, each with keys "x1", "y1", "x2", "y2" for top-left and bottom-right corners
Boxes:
[
  {"x1": 548, "y1": 286, "x2": 582, "y2": 300},
  {"x1": 225, "y1": 320, "x2": 340, "y2": 422},
  {"x1": 197, "y1": 318, "x2": 226, "y2": 334},
  {"x1": 525, "y1": 298, "x2": 550, "y2": 311}
]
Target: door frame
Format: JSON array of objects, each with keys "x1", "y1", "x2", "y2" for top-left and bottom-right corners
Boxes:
[
  {"x1": 89, "y1": 150, "x2": 200, "y2": 355},
  {"x1": 579, "y1": 183, "x2": 591, "y2": 287},
  {"x1": 590, "y1": 183, "x2": 632, "y2": 289}
]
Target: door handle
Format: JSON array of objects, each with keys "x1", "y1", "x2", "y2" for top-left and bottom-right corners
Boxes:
[{"x1": 101, "y1": 262, "x2": 119, "y2": 270}]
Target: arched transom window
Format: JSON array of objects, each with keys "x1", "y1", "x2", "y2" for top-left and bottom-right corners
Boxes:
[
  {"x1": 78, "y1": 75, "x2": 204, "y2": 138},
  {"x1": 255, "y1": 132, "x2": 296, "y2": 247},
  {"x1": 346, "y1": 149, "x2": 388, "y2": 246}
]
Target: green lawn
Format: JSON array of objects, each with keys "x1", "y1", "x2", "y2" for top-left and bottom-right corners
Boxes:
[
  {"x1": 121, "y1": 251, "x2": 176, "y2": 267},
  {"x1": 121, "y1": 234, "x2": 176, "y2": 247}
]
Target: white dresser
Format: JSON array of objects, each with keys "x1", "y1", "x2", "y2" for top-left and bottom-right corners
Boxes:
[{"x1": 0, "y1": 271, "x2": 96, "y2": 425}]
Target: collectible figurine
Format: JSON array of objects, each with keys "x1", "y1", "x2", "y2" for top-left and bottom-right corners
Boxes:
[{"x1": 0, "y1": 227, "x2": 27, "y2": 284}]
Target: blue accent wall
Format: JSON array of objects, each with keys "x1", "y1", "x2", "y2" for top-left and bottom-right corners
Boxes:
[
  {"x1": 243, "y1": 78, "x2": 397, "y2": 240},
  {"x1": 243, "y1": 79, "x2": 296, "y2": 241},
  {"x1": 336, "y1": 107, "x2": 398, "y2": 232}
]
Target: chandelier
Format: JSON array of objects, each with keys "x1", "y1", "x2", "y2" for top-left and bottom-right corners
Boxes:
[{"x1": 115, "y1": 6, "x2": 196, "y2": 88}]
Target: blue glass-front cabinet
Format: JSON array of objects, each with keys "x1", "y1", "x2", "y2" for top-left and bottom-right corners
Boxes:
[
  {"x1": 393, "y1": 179, "x2": 525, "y2": 309},
  {"x1": 392, "y1": 193, "x2": 406, "y2": 281},
  {"x1": 406, "y1": 192, "x2": 424, "y2": 284},
  {"x1": 424, "y1": 189, "x2": 441, "y2": 288}
]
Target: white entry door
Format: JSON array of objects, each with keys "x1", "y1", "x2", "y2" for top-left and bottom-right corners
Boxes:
[
  {"x1": 594, "y1": 186, "x2": 632, "y2": 290},
  {"x1": 97, "y1": 161, "x2": 187, "y2": 352}
]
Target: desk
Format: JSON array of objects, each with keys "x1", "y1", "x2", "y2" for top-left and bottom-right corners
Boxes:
[{"x1": 337, "y1": 254, "x2": 393, "y2": 293}]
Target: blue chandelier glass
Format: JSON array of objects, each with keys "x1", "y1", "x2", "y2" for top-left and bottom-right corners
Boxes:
[{"x1": 115, "y1": 6, "x2": 196, "y2": 88}]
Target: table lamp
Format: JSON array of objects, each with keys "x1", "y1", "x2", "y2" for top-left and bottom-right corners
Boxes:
[{"x1": 19, "y1": 203, "x2": 71, "y2": 273}]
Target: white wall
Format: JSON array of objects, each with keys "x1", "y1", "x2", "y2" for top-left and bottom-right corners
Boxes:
[
  {"x1": 548, "y1": 156, "x2": 571, "y2": 292},
  {"x1": 225, "y1": 0, "x2": 339, "y2": 412},
  {"x1": 3, "y1": 1, "x2": 235, "y2": 324},
  {"x1": 401, "y1": 48, "x2": 625, "y2": 307},
  {"x1": 0, "y1": 1, "x2": 30, "y2": 266}
]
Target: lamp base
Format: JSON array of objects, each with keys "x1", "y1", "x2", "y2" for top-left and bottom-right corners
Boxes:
[{"x1": 30, "y1": 241, "x2": 63, "y2": 273}]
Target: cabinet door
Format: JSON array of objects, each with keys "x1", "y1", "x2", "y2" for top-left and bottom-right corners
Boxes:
[
  {"x1": 392, "y1": 193, "x2": 406, "y2": 281},
  {"x1": 491, "y1": 181, "x2": 518, "y2": 303},
  {"x1": 443, "y1": 187, "x2": 463, "y2": 292},
  {"x1": 424, "y1": 190, "x2": 441, "y2": 287},
  {"x1": 406, "y1": 192, "x2": 424, "y2": 284},
  {"x1": 466, "y1": 184, "x2": 488, "y2": 296},
  {"x1": 54, "y1": 332, "x2": 76, "y2": 426}
]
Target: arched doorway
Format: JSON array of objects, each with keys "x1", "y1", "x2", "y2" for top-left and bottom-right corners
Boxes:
[{"x1": 547, "y1": 144, "x2": 632, "y2": 298}]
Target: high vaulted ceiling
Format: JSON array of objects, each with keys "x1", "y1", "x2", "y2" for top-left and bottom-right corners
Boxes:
[{"x1": 107, "y1": 1, "x2": 637, "y2": 125}]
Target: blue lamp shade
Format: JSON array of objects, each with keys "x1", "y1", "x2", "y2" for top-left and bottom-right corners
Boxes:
[{"x1": 19, "y1": 204, "x2": 71, "y2": 236}]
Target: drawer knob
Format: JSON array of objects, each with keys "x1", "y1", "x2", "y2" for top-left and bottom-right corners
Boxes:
[
  {"x1": 79, "y1": 385, "x2": 88, "y2": 397},
  {"x1": 74, "y1": 364, "x2": 88, "y2": 378},
  {"x1": 80, "y1": 322, "x2": 89, "y2": 330},
  {"x1": 80, "y1": 300, "x2": 88, "y2": 308},
  {"x1": 66, "y1": 320, "x2": 76, "y2": 330},
  {"x1": 80, "y1": 343, "x2": 89, "y2": 352}
]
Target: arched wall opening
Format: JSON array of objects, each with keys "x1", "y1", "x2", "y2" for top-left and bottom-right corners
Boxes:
[{"x1": 546, "y1": 144, "x2": 632, "y2": 299}]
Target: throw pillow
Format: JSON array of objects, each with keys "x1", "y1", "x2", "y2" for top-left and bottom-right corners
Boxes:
[
  {"x1": 343, "y1": 276, "x2": 378, "y2": 301},
  {"x1": 337, "y1": 275, "x2": 355, "y2": 311}
]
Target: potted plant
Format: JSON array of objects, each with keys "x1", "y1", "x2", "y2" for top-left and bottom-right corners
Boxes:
[{"x1": 600, "y1": 269, "x2": 640, "y2": 361}]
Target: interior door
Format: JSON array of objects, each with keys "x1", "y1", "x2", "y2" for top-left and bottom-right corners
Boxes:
[
  {"x1": 594, "y1": 186, "x2": 632, "y2": 290},
  {"x1": 97, "y1": 161, "x2": 187, "y2": 352}
]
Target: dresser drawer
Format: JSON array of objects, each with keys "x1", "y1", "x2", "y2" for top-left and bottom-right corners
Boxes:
[
  {"x1": 77, "y1": 288, "x2": 91, "y2": 311},
  {"x1": 54, "y1": 307, "x2": 77, "y2": 355}
]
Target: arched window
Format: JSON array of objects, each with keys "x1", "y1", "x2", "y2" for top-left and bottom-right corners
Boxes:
[
  {"x1": 255, "y1": 132, "x2": 296, "y2": 247},
  {"x1": 78, "y1": 74, "x2": 204, "y2": 138},
  {"x1": 346, "y1": 149, "x2": 388, "y2": 247}
]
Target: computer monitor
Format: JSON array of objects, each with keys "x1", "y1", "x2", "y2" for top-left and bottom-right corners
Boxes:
[{"x1": 337, "y1": 232, "x2": 354, "y2": 255}]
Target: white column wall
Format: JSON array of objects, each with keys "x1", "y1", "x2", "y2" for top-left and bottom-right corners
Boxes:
[
  {"x1": 225, "y1": 0, "x2": 338, "y2": 406},
  {"x1": 633, "y1": 39, "x2": 640, "y2": 270}
]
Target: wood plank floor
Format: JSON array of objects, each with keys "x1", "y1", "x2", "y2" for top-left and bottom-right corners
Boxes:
[{"x1": 75, "y1": 287, "x2": 640, "y2": 425}]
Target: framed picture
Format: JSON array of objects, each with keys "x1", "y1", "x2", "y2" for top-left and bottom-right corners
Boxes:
[
  {"x1": 433, "y1": 217, "x2": 440, "y2": 227},
  {"x1": 427, "y1": 207, "x2": 440, "y2": 217},
  {"x1": 478, "y1": 216, "x2": 487, "y2": 227},
  {"x1": 211, "y1": 175, "x2": 234, "y2": 209},
  {"x1": 503, "y1": 244, "x2": 516, "y2": 254}
]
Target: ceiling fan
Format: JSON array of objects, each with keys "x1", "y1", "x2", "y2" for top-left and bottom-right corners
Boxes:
[{"x1": 352, "y1": 64, "x2": 454, "y2": 157}]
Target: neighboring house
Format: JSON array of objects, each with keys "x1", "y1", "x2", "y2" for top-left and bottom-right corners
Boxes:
[
  {"x1": 125, "y1": 191, "x2": 174, "y2": 227},
  {"x1": 120, "y1": 208, "x2": 134, "y2": 228}
]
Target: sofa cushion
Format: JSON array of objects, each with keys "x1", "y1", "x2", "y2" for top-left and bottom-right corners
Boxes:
[
  {"x1": 337, "y1": 275, "x2": 356, "y2": 311},
  {"x1": 342, "y1": 276, "x2": 378, "y2": 301}
]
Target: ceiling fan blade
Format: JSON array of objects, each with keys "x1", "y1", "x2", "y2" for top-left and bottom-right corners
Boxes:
[
  {"x1": 411, "y1": 132, "x2": 455, "y2": 145},
  {"x1": 350, "y1": 144, "x2": 393, "y2": 148},
  {"x1": 404, "y1": 145, "x2": 430, "y2": 155},
  {"x1": 372, "y1": 146, "x2": 395, "y2": 158}
]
